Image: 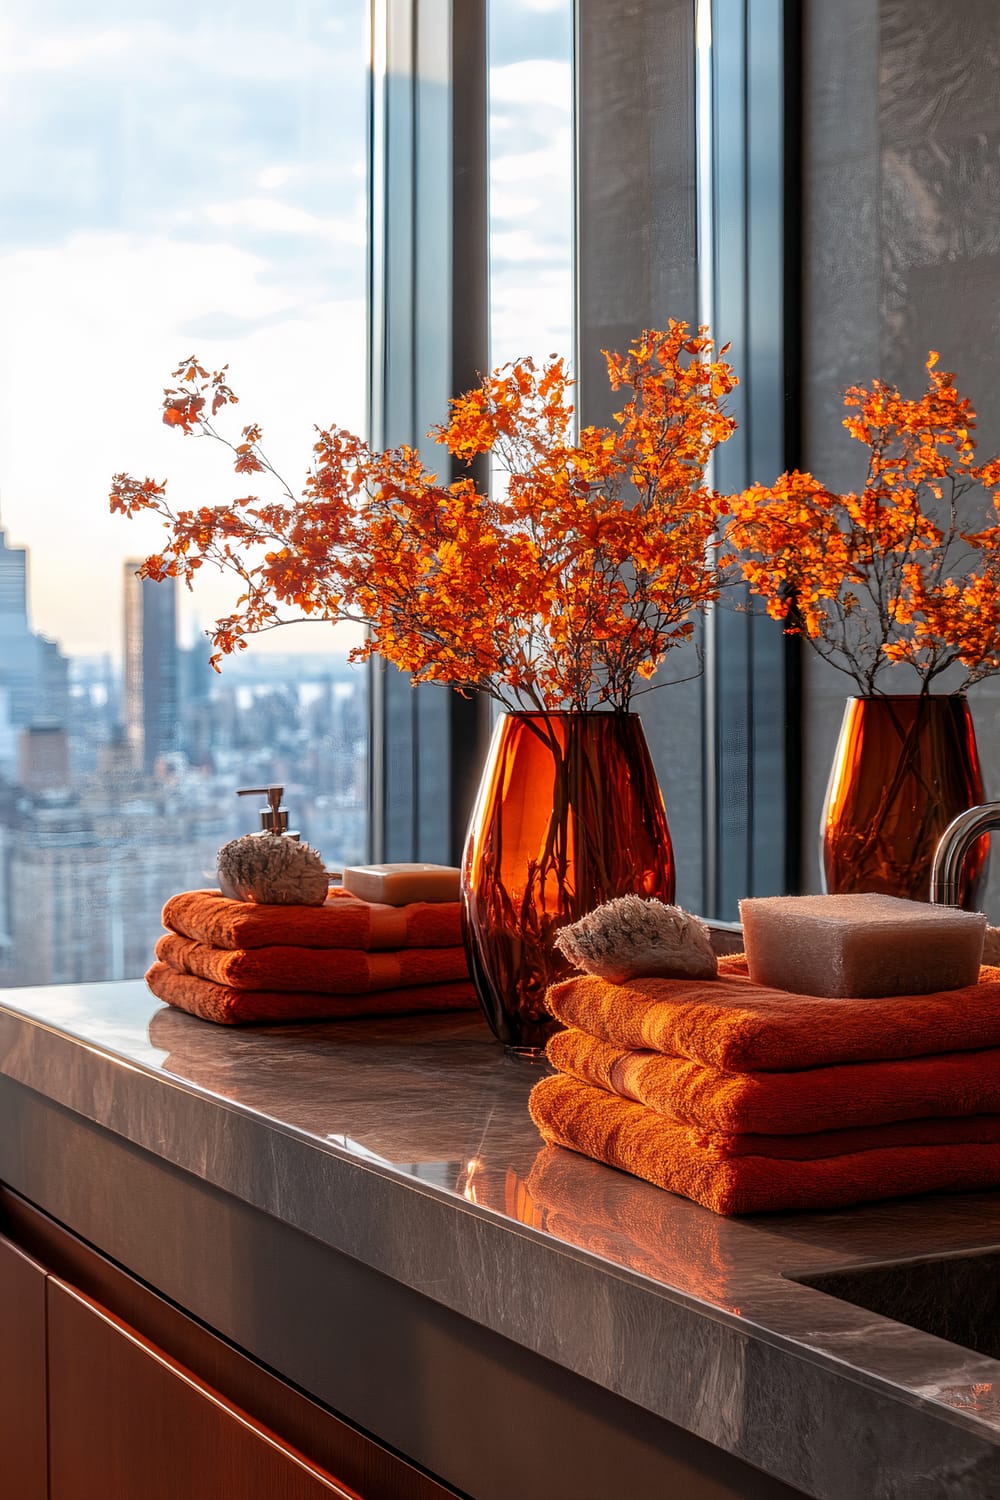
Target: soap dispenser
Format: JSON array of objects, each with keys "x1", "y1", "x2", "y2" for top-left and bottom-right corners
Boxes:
[
  {"x1": 216, "y1": 784, "x2": 329, "y2": 905},
  {"x1": 237, "y1": 784, "x2": 301, "y2": 841}
]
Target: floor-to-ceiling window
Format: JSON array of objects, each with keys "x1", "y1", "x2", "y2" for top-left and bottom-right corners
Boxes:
[
  {"x1": 0, "y1": 0, "x2": 370, "y2": 984},
  {"x1": 369, "y1": 0, "x2": 801, "y2": 915}
]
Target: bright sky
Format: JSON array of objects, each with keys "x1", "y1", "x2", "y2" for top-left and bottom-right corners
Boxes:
[{"x1": 0, "y1": 0, "x2": 572, "y2": 660}]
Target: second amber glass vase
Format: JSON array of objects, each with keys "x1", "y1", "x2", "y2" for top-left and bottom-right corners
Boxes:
[
  {"x1": 461, "y1": 711, "x2": 675, "y2": 1054},
  {"x1": 821, "y1": 694, "x2": 987, "y2": 908}
]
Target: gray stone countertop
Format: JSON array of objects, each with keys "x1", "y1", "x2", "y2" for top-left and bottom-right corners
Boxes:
[{"x1": 3, "y1": 980, "x2": 1000, "y2": 1498}]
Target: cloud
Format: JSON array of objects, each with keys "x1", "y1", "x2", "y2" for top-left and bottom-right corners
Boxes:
[
  {"x1": 0, "y1": 14, "x2": 362, "y2": 83},
  {"x1": 0, "y1": 21, "x2": 133, "y2": 72},
  {"x1": 488, "y1": 0, "x2": 572, "y2": 68},
  {"x1": 198, "y1": 196, "x2": 365, "y2": 245},
  {"x1": 0, "y1": 10, "x2": 366, "y2": 255},
  {"x1": 490, "y1": 228, "x2": 568, "y2": 266},
  {"x1": 0, "y1": 230, "x2": 366, "y2": 657},
  {"x1": 491, "y1": 264, "x2": 573, "y2": 370},
  {"x1": 491, "y1": 140, "x2": 572, "y2": 201},
  {"x1": 490, "y1": 59, "x2": 572, "y2": 108}
]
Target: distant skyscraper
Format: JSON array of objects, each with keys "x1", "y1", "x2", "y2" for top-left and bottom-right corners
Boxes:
[
  {"x1": 17, "y1": 722, "x2": 70, "y2": 792},
  {"x1": 123, "y1": 561, "x2": 179, "y2": 774},
  {"x1": 0, "y1": 518, "x2": 68, "y2": 728},
  {"x1": 0, "y1": 520, "x2": 28, "y2": 618},
  {"x1": 0, "y1": 522, "x2": 36, "y2": 725}
]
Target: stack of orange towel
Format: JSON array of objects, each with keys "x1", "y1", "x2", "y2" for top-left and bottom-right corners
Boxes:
[
  {"x1": 146, "y1": 887, "x2": 478, "y2": 1024},
  {"x1": 528, "y1": 954, "x2": 1000, "y2": 1215}
]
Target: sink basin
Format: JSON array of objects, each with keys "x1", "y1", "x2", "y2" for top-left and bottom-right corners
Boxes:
[{"x1": 789, "y1": 1247, "x2": 1000, "y2": 1358}]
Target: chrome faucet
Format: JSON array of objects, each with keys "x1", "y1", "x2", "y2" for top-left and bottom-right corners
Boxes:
[{"x1": 930, "y1": 803, "x2": 1000, "y2": 905}]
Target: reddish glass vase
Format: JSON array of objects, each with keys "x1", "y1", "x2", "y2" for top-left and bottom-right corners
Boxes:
[
  {"x1": 461, "y1": 711, "x2": 675, "y2": 1054},
  {"x1": 821, "y1": 694, "x2": 987, "y2": 908}
]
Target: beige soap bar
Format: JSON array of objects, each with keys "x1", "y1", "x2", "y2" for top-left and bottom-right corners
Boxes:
[
  {"x1": 739, "y1": 893, "x2": 986, "y2": 999},
  {"x1": 342, "y1": 863, "x2": 461, "y2": 906}
]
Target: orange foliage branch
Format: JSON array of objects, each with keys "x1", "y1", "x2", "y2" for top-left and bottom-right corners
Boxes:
[
  {"x1": 111, "y1": 325, "x2": 737, "y2": 711},
  {"x1": 724, "y1": 354, "x2": 1000, "y2": 694}
]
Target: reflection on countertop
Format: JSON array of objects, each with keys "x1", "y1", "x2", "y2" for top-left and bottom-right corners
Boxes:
[{"x1": 5, "y1": 978, "x2": 1000, "y2": 1497}]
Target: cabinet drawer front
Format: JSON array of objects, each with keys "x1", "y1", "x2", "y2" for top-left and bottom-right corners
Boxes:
[
  {"x1": 4, "y1": 1186, "x2": 456, "y2": 1500},
  {"x1": 0, "y1": 1233, "x2": 48, "y2": 1500},
  {"x1": 47, "y1": 1278, "x2": 363, "y2": 1500}
]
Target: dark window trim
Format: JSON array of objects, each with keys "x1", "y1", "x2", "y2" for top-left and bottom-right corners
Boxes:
[
  {"x1": 703, "y1": 0, "x2": 803, "y2": 917},
  {"x1": 367, "y1": 0, "x2": 491, "y2": 865}
]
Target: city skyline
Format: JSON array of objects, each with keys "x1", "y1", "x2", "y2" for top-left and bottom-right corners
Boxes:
[{"x1": 0, "y1": 515, "x2": 370, "y2": 988}]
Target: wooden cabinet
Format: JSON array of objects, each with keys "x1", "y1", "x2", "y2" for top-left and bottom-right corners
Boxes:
[
  {"x1": 0, "y1": 1189, "x2": 457, "y2": 1500},
  {"x1": 47, "y1": 1279, "x2": 359, "y2": 1500},
  {"x1": 0, "y1": 1233, "x2": 48, "y2": 1500}
]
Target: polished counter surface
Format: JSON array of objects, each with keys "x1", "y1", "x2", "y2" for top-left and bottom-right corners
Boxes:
[{"x1": 3, "y1": 980, "x2": 1000, "y2": 1498}]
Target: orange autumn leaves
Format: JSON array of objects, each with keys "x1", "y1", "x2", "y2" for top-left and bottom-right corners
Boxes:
[
  {"x1": 727, "y1": 353, "x2": 1000, "y2": 693},
  {"x1": 110, "y1": 326, "x2": 738, "y2": 711},
  {"x1": 111, "y1": 341, "x2": 1000, "y2": 705}
]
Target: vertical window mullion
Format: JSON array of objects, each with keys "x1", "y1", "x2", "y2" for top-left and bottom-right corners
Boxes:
[
  {"x1": 368, "y1": 0, "x2": 490, "y2": 865},
  {"x1": 704, "y1": 0, "x2": 800, "y2": 918}
]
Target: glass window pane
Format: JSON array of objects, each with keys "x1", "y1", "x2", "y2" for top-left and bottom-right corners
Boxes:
[
  {"x1": 488, "y1": 0, "x2": 574, "y2": 370},
  {"x1": 0, "y1": 0, "x2": 369, "y2": 985},
  {"x1": 485, "y1": 0, "x2": 574, "y2": 735}
]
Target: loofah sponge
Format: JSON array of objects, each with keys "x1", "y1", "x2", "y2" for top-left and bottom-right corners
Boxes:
[
  {"x1": 554, "y1": 895, "x2": 718, "y2": 983},
  {"x1": 217, "y1": 835, "x2": 330, "y2": 906}
]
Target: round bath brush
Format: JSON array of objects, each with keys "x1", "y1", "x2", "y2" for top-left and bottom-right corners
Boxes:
[
  {"x1": 217, "y1": 833, "x2": 330, "y2": 906},
  {"x1": 555, "y1": 895, "x2": 717, "y2": 982}
]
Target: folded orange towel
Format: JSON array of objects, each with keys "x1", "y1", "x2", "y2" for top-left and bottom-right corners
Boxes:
[
  {"x1": 146, "y1": 960, "x2": 478, "y2": 1025},
  {"x1": 155, "y1": 932, "x2": 469, "y2": 994},
  {"x1": 546, "y1": 1026, "x2": 1000, "y2": 1135},
  {"x1": 545, "y1": 962, "x2": 1000, "y2": 1071},
  {"x1": 162, "y1": 888, "x2": 463, "y2": 952},
  {"x1": 528, "y1": 1073, "x2": 1000, "y2": 1215}
]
